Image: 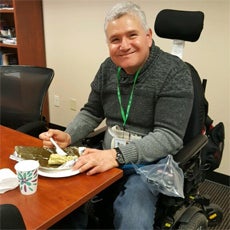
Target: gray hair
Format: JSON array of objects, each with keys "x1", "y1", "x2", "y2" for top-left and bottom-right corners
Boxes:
[{"x1": 104, "y1": 2, "x2": 149, "y2": 33}]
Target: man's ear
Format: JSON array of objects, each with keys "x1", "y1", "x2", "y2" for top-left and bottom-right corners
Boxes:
[{"x1": 146, "y1": 28, "x2": 153, "y2": 47}]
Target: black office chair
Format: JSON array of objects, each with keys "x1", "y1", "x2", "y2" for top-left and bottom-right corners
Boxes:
[
  {"x1": 0, "y1": 204, "x2": 26, "y2": 229},
  {"x1": 81, "y1": 9, "x2": 224, "y2": 230},
  {"x1": 0, "y1": 65, "x2": 54, "y2": 137}
]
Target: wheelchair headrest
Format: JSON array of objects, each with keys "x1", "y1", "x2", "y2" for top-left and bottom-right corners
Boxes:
[{"x1": 154, "y1": 9, "x2": 204, "y2": 42}]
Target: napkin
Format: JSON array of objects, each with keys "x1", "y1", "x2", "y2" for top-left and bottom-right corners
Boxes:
[{"x1": 0, "y1": 168, "x2": 19, "y2": 194}]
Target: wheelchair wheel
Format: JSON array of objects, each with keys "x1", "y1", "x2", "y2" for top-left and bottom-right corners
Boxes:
[
  {"x1": 178, "y1": 212, "x2": 208, "y2": 230},
  {"x1": 206, "y1": 203, "x2": 223, "y2": 227}
]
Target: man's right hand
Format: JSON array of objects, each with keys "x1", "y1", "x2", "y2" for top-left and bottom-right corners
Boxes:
[{"x1": 39, "y1": 129, "x2": 71, "y2": 148}]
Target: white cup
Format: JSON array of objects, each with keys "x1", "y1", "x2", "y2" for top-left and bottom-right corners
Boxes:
[{"x1": 15, "y1": 160, "x2": 40, "y2": 195}]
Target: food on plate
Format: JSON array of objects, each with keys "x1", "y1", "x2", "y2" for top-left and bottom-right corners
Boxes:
[
  {"x1": 14, "y1": 146, "x2": 80, "y2": 168},
  {"x1": 48, "y1": 154, "x2": 77, "y2": 165}
]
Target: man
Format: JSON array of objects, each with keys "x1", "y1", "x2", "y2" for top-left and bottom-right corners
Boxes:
[{"x1": 40, "y1": 2, "x2": 193, "y2": 229}]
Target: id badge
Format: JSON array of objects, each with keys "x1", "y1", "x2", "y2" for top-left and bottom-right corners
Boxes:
[{"x1": 114, "y1": 138, "x2": 128, "y2": 148}]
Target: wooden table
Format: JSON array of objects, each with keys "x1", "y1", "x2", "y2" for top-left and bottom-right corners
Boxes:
[{"x1": 0, "y1": 125, "x2": 123, "y2": 229}]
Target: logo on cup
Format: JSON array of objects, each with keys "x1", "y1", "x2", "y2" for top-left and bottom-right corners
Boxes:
[
  {"x1": 15, "y1": 160, "x2": 39, "y2": 195},
  {"x1": 17, "y1": 168, "x2": 38, "y2": 193}
]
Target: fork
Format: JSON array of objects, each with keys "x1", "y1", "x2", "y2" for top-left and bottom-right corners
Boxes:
[{"x1": 50, "y1": 137, "x2": 67, "y2": 156}]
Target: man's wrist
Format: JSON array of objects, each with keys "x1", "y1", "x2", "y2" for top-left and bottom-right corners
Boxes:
[
  {"x1": 114, "y1": 147, "x2": 125, "y2": 166},
  {"x1": 64, "y1": 132, "x2": 72, "y2": 146}
]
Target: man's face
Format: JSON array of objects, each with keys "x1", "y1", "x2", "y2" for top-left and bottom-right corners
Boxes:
[{"x1": 106, "y1": 14, "x2": 152, "y2": 74}]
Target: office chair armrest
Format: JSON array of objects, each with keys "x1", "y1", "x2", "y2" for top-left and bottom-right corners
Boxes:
[
  {"x1": 174, "y1": 134, "x2": 208, "y2": 167},
  {"x1": 16, "y1": 121, "x2": 47, "y2": 137}
]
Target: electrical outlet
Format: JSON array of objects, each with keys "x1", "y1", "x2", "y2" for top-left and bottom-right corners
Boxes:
[
  {"x1": 70, "y1": 98, "x2": 77, "y2": 111},
  {"x1": 54, "y1": 95, "x2": 60, "y2": 107}
]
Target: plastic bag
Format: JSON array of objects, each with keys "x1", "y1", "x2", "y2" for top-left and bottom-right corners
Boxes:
[{"x1": 134, "y1": 155, "x2": 184, "y2": 198}]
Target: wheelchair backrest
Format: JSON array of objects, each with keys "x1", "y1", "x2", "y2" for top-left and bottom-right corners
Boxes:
[
  {"x1": 154, "y1": 9, "x2": 207, "y2": 144},
  {"x1": 183, "y1": 63, "x2": 207, "y2": 144}
]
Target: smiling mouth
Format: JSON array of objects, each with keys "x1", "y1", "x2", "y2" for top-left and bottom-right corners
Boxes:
[{"x1": 119, "y1": 51, "x2": 135, "y2": 57}]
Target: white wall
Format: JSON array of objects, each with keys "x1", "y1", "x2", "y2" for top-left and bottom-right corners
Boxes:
[{"x1": 43, "y1": 0, "x2": 230, "y2": 176}]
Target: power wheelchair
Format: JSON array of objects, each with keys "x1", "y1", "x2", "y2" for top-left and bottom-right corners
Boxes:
[{"x1": 80, "y1": 9, "x2": 225, "y2": 230}]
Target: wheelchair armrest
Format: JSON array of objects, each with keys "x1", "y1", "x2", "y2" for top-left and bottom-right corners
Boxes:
[
  {"x1": 82, "y1": 128, "x2": 208, "y2": 169},
  {"x1": 86, "y1": 126, "x2": 107, "y2": 138},
  {"x1": 82, "y1": 126, "x2": 107, "y2": 148},
  {"x1": 174, "y1": 134, "x2": 208, "y2": 167}
]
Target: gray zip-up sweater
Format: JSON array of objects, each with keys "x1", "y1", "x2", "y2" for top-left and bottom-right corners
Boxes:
[{"x1": 65, "y1": 43, "x2": 194, "y2": 164}]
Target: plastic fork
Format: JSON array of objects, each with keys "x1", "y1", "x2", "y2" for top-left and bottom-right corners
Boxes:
[{"x1": 50, "y1": 137, "x2": 67, "y2": 156}]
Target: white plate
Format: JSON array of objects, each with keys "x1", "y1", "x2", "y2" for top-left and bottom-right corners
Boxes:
[
  {"x1": 38, "y1": 168, "x2": 80, "y2": 178},
  {"x1": 10, "y1": 153, "x2": 74, "y2": 171},
  {"x1": 10, "y1": 153, "x2": 80, "y2": 178},
  {"x1": 10, "y1": 147, "x2": 84, "y2": 178}
]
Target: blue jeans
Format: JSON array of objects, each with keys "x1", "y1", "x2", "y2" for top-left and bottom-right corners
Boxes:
[{"x1": 113, "y1": 173, "x2": 159, "y2": 230}]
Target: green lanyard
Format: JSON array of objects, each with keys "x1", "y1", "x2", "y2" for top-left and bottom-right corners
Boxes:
[{"x1": 116, "y1": 67, "x2": 141, "y2": 128}]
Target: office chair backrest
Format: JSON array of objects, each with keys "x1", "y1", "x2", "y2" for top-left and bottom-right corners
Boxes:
[
  {"x1": 0, "y1": 204, "x2": 26, "y2": 229},
  {"x1": 154, "y1": 9, "x2": 207, "y2": 144},
  {"x1": 0, "y1": 65, "x2": 54, "y2": 129}
]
